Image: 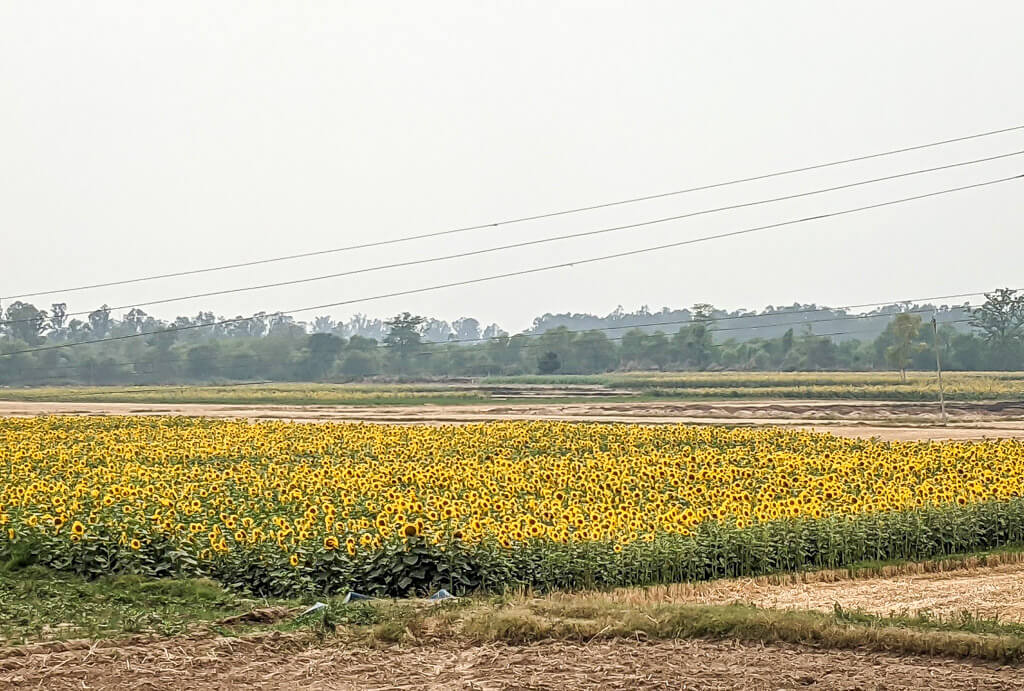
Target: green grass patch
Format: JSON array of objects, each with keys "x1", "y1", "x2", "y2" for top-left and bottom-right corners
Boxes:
[{"x1": 0, "y1": 564, "x2": 256, "y2": 644}]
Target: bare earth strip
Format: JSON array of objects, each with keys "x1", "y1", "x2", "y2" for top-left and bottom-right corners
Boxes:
[
  {"x1": 600, "y1": 561, "x2": 1024, "y2": 622},
  {"x1": 2, "y1": 400, "x2": 1024, "y2": 441},
  {"x1": 2, "y1": 634, "x2": 1022, "y2": 690}
]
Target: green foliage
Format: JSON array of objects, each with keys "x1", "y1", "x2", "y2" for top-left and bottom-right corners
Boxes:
[
  {"x1": 7, "y1": 498, "x2": 1024, "y2": 600},
  {"x1": 537, "y1": 351, "x2": 561, "y2": 374},
  {"x1": 352, "y1": 537, "x2": 484, "y2": 597},
  {"x1": 969, "y1": 288, "x2": 1024, "y2": 369},
  {"x1": 3, "y1": 294, "x2": 1021, "y2": 386},
  {"x1": 880, "y1": 313, "x2": 925, "y2": 381},
  {"x1": 383, "y1": 312, "x2": 426, "y2": 373}
]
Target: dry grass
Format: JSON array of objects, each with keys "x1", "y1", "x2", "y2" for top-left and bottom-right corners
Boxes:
[
  {"x1": 9, "y1": 601, "x2": 1024, "y2": 689},
  {"x1": 591, "y1": 549, "x2": 1024, "y2": 616},
  {"x1": 6, "y1": 636, "x2": 1024, "y2": 690},
  {"x1": 6, "y1": 558, "x2": 1024, "y2": 688},
  {"x1": 319, "y1": 552, "x2": 1024, "y2": 664},
  {"x1": 456, "y1": 599, "x2": 1024, "y2": 662}
]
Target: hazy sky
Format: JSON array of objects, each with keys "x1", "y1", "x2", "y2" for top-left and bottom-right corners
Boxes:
[{"x1": 2, "y1": 2, "x2": 1022, "y2": 333}]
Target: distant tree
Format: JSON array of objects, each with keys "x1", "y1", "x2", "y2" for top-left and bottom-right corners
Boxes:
[
  {"x1": 193, "y1": 311, "x2": 217, "y2": 328},
  {"x1": 186, "y1": 344, "x2": 220, "y2": 378},
  {"x1": 802, "y1": 332, "x2": 838, "y2": 370},
  {"x1": 146, "y1": 326, "x2": 178, "y2": 354},
  {"x1": 65, "y1": 318, "x2": 88, "y2": 343},
  {"x1": 347, "y1": 334, "x2": 378, "y2": 351},
  {"x1": 384, "y1": 312, "x2": 427, "y2": 373},
  {"x1": 483, "y1": 333, "x2": 519, "y2": 373},
  {"x1": 643, "y1": 331, "x2": 671, "y2": 370},
  {"x1": 124, "y1": 308, "x2": 148, "y2": 334},
  {"x1": 573, "y1": 330, "x2": 617, "y2": 373},
  {"x1": 299, "y1": 333, "x2": 345, "y2": 379},
  {"x1": 344, "y1": 313, "x2": 387, "y2": 340},
  {"x1": 882, "y1": 313, "x2": 925, "y2": 381},
  {"x1": 452, "y1": 317, "x2": 482, "y2": 342},
  {"x1": 87, "y1": 306, "x2": 112, "y2": 339},
  {"x1": 780, "y1": 328, "x2": 794, "y2": 355},
  {"x1": 534, "y1": 327, "x2": 574, "y2": 371},
  {"x1": 248, "y1": 312, "x2": 269, "y2": 339},
  {"x1": 4, "y1": 301, "x2": 47, "y2": 345},
  {"x1": 49, "y1": 303, "x2": 68, "y2": 333},
  {"x1": 537, "y1": 351, "x2": 561, "y2": 374},
  {"x1": 674, "y1": 304, "x2": 716, "y2": 369},
  {"x1": 340, "y1": 350, "x2": 378, "y2": 378},
  {"x1": 422, "y1": 318, "x2": 453, "y2": 343},
  {"x1": 482, "y1": 323, "x2": 507, "y2": 340},
  {"x1": 674, "y1": 323, "x2": 714, "y2": 369},
  {"x1": 949, "y1": 332, "x2": 986, "y2": 370},
  {"x1": 691, "y1": 303, "x2": 715, "y2": 321},
  {"x1": 969, "y1": 289, "x2": 1024, "y2": 369},
  {"x1": 620, "y1": 329, "x2": 647, "y2": 367},
  {"x1": 267, "y1": 312, "x2": 306, "y2": 340},
  {"x1": 312, "y1": 315, "x2": 336, "y2": 334},
  {"x1": 82, "y1": 356, "x2": 122, "y2": 385}
]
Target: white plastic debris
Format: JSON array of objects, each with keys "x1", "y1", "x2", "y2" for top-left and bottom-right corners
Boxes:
[{"x1": 299, "y1": 601, "x2": 328, "y2": 616}]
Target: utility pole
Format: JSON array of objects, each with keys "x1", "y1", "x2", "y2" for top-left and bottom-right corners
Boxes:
[{"x1": 932, "y1": 315, "x2": 948, "y2": 426}]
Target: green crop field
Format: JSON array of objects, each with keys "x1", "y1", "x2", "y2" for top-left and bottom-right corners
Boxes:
[{"x1": 2, "y1": 371, "x2": 1023, "y2": 405}]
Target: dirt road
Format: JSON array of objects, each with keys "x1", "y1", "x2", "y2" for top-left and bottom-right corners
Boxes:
[
  {"x1": 2, "y1": 634, "x2": 1021, "y2": 690},
  {"x1": 2, "y1": 399, "x2": 1023, "y2": 441}
]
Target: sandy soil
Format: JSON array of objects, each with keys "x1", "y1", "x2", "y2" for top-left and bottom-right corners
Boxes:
[
  {"x1": 604, "y1": 561, "x2": 1024, "y2": 622},
  {"x1": 2, "y1": 399, "x2": 1023, "y2": 441},
  {"x1": 2, "y1": 634, "x2": 1021, "y2": 690}
]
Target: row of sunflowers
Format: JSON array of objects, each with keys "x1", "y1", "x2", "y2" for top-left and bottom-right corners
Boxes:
[{"x1": 3, "y1": 417, "x2": 1023, "y2": 595}]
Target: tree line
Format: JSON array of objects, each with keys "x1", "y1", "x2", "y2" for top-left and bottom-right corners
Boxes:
[{"x1": 0, "y1": 290, "x2": 1021, "y2": 385}]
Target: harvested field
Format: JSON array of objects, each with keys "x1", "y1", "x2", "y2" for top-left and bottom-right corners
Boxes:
[
  {"x1": 595, "y1": 558, "x2": 1024, "y2": 622},
  {"x1": 2, "y1": 399, "x2": 1024, "y2": 441},
  {"x1": 2, "y1": 634, "x2": 1022, "y2": 690}
]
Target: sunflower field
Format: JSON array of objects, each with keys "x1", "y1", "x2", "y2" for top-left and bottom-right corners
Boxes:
[{"x1": 3, "y1": 417, "x2": 1024, "y2": 597}]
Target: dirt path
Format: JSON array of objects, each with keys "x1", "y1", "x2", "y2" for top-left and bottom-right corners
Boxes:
[
  {"x1": 3, "y1": 399, "x2": 1024, "y2": 441},
  {"x1": 1, "y1": 634, "x2": 1021, "y2": 690},
  {"x1": 606, "y1": 561, "x2": 1024, "y2": 621}
]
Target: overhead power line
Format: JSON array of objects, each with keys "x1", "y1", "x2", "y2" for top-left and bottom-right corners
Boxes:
[
  {"x1": 1, "y1": 173, "x2": 1017, "y2": 359},
  {"x1": 3, "y1": 149, "x2": 1019, "y2": 327},
  {"x1": 3, "y1": 122, "x2": 1023, "y2": 302}
]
